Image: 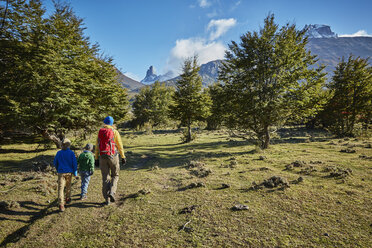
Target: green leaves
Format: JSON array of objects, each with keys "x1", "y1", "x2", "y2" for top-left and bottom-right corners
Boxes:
[
  {"x1": 219, "y1": 14, "x2": 326, "y2": 148},
  {"x1": 0, "y1": 1, "x2": 128, "y2": 145},
  {"x1": 132, "y1": 82, "x2": 174, "y2": 128},
  {"x1": 319, "y1": 56, "x2": 372, "y2": 136},
  {"x1": 170, "y1": 56, "x2": 212, "y2": 142}
]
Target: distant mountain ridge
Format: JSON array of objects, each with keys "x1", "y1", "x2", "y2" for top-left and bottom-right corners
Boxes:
[
  {"x1": 164, "y1": 60, "x2": 224, "y2": 87},
  {"x1": 116, "y1": 69, "x2": 145, "y2": 92},
  {"x1": 307, "y1": 36, "x2": 372, "y2": 75},
  {"x1": 119, "y1": 25, "x2": 372, "y2": 92},
  {"x1": 305, "y1": 24, "x2": 337, "y2": 38}
]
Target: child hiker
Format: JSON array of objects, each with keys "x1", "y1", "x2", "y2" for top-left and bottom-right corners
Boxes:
[
  {"x1": 53, "y1": 138, "x2": 78, "y2": 212},
  {"x1": 77, "y1": 143, "x2": 95, "y2": 200}
]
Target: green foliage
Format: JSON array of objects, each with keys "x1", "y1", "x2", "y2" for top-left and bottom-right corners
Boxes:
[
  {"x1": 170, "y1": 56, "x2": 212, "y2": 142},
  {"x1": 319, "y1": 56, "x2": 372, "y2": 136},
  {"x1": 0, "y1": 1, "x2": 128, "y2": 146},
  {"x1": 205, "y1": 82, "x2": 226, "y2": 130},
  {"x1": 180, "y1": 127, "x2": 197, "y2": 142},
  {"x1": 132, "y1": 81, "x2": 174, "y2": 129},
  {"x1": 219, "y1": 14, "x2": 326, "y2": 149}
]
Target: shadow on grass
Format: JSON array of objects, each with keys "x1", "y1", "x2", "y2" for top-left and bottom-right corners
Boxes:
[
  {"x1": 116, "y1": 192, "x2": 146, "y2": 207},
  {"x1": 68, "y1": 202, "x2": 104, "y2": 209},
  {"x1": 0, "y1": 199, "x2": 59, "y2": 247},
  {"x1": 0, "y1": 155, "x2": 54, "y2": 173},
  {"x1": 124, "y1": 139, "x2": 255, "y2": 170},
  {"x1": 0, "y1": 148, "x2": 49, "y2": 154},
  {"x1": 124, "y1": 129, "x2": 333, "y2": 170}
]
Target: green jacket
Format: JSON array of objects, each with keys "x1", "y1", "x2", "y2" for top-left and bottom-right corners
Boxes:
[{"x1": 78, "y1": 151, "x2": 95, "y2": 172}]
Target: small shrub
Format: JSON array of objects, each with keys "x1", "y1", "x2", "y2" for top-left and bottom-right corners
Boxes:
[
  {"x1": 144, "y1": 122, "x2": 153, "y2": 135},
  {"x1": 180, "y1": 128, "x2": 197, "y2": 143}
]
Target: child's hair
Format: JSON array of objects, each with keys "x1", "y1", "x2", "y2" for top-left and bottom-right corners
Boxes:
[
  {"x1": 62, "y1": 138, "x2": 71, "y2": 150},
  {"x1": 84, "y1": 143, "x2": 94, "y2": 151}
]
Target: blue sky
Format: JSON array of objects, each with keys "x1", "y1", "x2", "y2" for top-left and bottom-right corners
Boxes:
[{"x1": 44, "y1": 0, "x2": 372, "y2": 81}]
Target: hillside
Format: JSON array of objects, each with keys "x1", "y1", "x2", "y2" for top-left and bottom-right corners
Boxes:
[
  {"x1": 0, "y1": 129, "x2": 371, "y2": 247},
  {"x1": 307, "y1": 37, "x2": 372, "y2": 75},
  {"x1": 116, "y1": 69, "x2": 145, "y2": 92},
  {"x1": 165, "y1": 60, "x2": 223, "y2": 87}
]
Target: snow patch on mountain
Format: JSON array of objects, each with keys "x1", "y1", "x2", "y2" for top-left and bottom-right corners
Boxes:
[{"x1": 305, "y1": 24, "x2": 337, "y2": 38}]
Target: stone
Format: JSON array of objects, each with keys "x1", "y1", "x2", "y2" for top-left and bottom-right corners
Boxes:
[
  {"x1": 179, "y1": 205, "x2": 198, "y2": 214},
  {"x1": 258, "y1": 156, "x2": 267, "y2": 160},
  {"x1": 340, "y1": 148, "x2": 356, "y2": 153},
  {"x1": 231, "y1": 204, "x2": 249, "y2": 211}
]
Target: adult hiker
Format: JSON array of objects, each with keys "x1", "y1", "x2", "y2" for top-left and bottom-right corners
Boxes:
[
  {"x1": 53, "y1": 138, "x2": 78, "y2": 212},
  {"x1": 95, "y1": 116, "x2": 126, "y2": 205}
]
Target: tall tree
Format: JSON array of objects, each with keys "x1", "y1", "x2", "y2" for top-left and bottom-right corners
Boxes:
[
  {"x1": 0, "y1": 1, "x2": 128, "y2": 147},
  {"x1": 321, "y1": 56, "x2": 371, "y2": 136},
  {"x1": 219, "y1": 14, "x2": 326, "y2": 149},
  {"x1": 132, "y1": 81, "x2": 174, "y2": 128},
  {"x1": 170, "y1": 56, "x2": 212, "y2": 142},
  {"x1": 0, "y1": 0, "x2": 47, "y2": 131}
]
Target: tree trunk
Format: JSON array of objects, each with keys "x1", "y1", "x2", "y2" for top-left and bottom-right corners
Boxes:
[
  {"x1": 187, "y1": 122, "x2": 192, "y2": 143},
  {"x1": 41, "y1": 129, "x2": 63, "y2": 148},
  {"x1": 262, "y1": 125, "x2": 270, "y2": 149}
]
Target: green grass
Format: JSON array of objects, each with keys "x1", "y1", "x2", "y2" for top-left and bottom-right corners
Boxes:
[{"x1": 0, "y1": 129, "x2": 371, "y2": 247}]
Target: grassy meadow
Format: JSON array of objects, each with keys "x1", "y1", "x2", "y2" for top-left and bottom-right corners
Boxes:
[{"x1": 0, "y1": 128, "x2": 371, "y2": 247}]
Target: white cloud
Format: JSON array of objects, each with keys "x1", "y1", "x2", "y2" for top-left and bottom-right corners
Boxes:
[
  {"x1": 198, "y1": 0, "x2": 211, "y2": 8},
  {"x1": 339, "y1": 30, "x2": 372, "y2": 37},
  {"x1": 165, "y1": 38, "x2": 226, "y2": 74},
  {"x1": 207, "y1": 18, "x2": 237, "y2": 40}
]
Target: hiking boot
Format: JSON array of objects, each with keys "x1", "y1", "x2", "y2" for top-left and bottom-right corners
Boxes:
[
  {"x1": 80, "y1": 195, "x2": 87, "y2": 200},
  {"x1": 59, "y1": 204, "x2": 65, "y2": 212},
  {"x1": 65, "y1": 198, "x2": 71, "y2": 204},
  {"x1": 104, "y1": 198, "x2": 111, "y2": 206},
  {"x1": 108, "y1": 194, "x2": 116, "y2": 203}
]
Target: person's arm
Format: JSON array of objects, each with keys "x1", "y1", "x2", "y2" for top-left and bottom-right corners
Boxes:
[
  {"x1": 72, "y1": 152, "x2": 78, "y2": 177},
  {"x1": 89, "y1": 153, "x2": 95, "y2": 173},
  {"x1": 114, "y1": 130, "x2": 125, "y2": 159},
  {"x1": 94, "y1": 133, "x2": 99, "y2": 160}
]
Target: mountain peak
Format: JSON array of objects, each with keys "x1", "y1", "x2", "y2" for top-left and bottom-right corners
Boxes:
[
  {"x1": 304, "y1": 24, "x2": 337, "y2": 38},
  {"x1": 141, "y1": 66, "x2": 158, "y2": 84},
  {"x1": 146, "y1": 66, "x2": 156, "y2": 77},
  {"x1": 141, "y1": 66, "x2": 175, "y2": 84}
]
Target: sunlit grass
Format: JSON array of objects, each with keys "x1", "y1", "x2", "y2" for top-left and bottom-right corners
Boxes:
[{"x1": 0, "y1": 128, "x2": 371, "y2": 247}]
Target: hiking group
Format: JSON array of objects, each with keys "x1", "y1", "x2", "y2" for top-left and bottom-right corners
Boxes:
[{"x1": 53, "y1": 116, "x2": 126, "y2": 212}]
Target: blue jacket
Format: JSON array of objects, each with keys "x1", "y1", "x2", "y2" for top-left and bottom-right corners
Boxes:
[{"x1": 53, "y1": 148, "x2": 78, "y2": 176}]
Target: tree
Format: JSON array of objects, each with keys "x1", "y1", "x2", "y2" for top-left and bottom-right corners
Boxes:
[
  {"x1": 132, "y1": 81, "x2": 174, "y2": 128},
  {"x1": 0, "y1": 0, "x2": 47, "y2": 131},
  {"x1": 205, "y1": 82, "x2": 226, "y2": 130},
  {"x1": 170, "y1": 56, "x2": 212, "y2": 142},
  {"x1": 219, "y1": 14, "x2": 326, "y2": 149},
  {"x1": 0, "y1": 1, "x2": 128, "y2": 147},
  {"x1": 320, "y1": 56, "x2": 372, "y2": 136}
]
